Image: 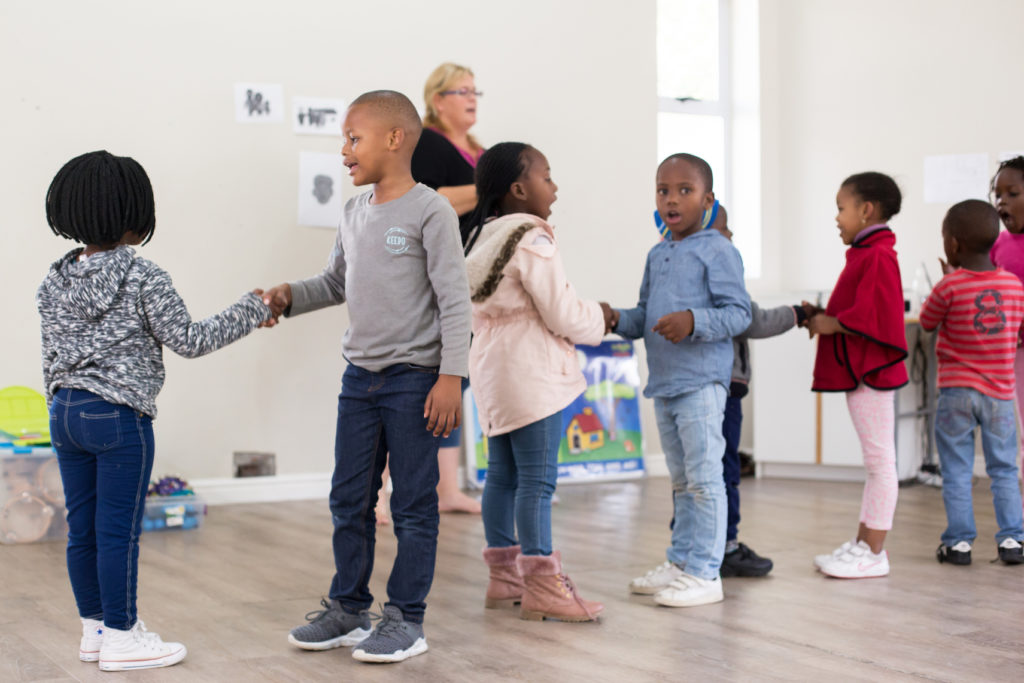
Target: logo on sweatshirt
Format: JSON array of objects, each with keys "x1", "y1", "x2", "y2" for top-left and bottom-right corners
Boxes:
[
  {"x1": 384, "y1": 227, "x2": 410, "y2": 255},
  {"x1": 974, "y1": 289, "x2": 1006, "y2": 335}
]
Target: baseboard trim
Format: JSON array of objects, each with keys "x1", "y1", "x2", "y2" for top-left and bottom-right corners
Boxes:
[
  {"x1": 194, "y1": 457, "x2": 670, "y2": 506},
  {"x1": 755, "y1": 462, "x2": 866, "y2": 482},
  {"x1": 643, "y1": 453, "x2": 669, "y2": 478},
  {"x1": 191, "y1": 473, "x2": 332, "y2": 506}
]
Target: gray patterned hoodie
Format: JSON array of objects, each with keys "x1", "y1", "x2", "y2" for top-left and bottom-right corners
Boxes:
[{"x1": 36, "y1": 245, "x2": 270, "y2": 417}]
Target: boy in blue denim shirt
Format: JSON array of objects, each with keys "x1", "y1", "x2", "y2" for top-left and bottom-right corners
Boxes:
[{"x1": 608, "y1": 154, "x2": 750, "y2": 607}]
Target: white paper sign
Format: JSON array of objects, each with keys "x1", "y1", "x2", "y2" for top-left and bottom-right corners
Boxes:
[
  {"x1": 923, "y1": 153, "x2": 990, "y2": 204},
  {"x1": 293, "y1": 96, "x2": 345, "y2": 135},
  {"x1": 298, "y1": 151, "x2": 343, "y2": 229},
  {"x1": 234, "y1": 83, "x2": 284, "y2": 123}
]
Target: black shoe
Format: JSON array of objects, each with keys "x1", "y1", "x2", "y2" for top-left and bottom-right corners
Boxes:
[
  {"x1": 720, "y1": 543, "x2": 773, "y2": 577},
  {"x1": 936, "y1": 542, "x2": 971, "y2": 565},
  {"x1": 997, "y1": 538, "x2": 1024, "y2": 565}
]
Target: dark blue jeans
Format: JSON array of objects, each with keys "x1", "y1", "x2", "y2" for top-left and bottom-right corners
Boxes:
[
  {"x1": 49, "y1": 388, "x2": 155, "y2": 631},
  {"x1": 481, "y1": 411, "x2": 562, "y2": 556},
  {"x1": 722, "y1": 396, "x2": 743, "y2": 543},
  {"x1": 328, "y1": 364, "x2": 441, "y2": 624}
]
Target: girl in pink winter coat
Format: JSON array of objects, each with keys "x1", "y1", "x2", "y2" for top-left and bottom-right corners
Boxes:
[{"x1": 464, "y1": 142, "x2": 611, "y2": 622}]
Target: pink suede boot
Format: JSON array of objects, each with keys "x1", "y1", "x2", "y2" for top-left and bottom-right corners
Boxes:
[
  {"x1": 482, "y1": 545, "x2": 525, "y2": 608},
  {"x1": 516, "y1": 551, "x2": 603, "y2": 622}
]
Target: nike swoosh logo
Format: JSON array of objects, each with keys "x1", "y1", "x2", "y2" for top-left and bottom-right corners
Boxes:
[{"x1": 857, "y1": 561, "x2": 882, "y2": 571}]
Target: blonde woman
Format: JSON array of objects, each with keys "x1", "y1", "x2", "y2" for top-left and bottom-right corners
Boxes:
[{"x1": 412, "y1": 62, "x2": 485, "y2": 242}]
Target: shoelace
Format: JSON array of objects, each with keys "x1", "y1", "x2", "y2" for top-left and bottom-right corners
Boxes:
[
  {"x1": 131, "y1": 621, "x2": 162, "y2": 646},
  {"x1": 556, "y1": 574, "x2": 597, "y2": 620},
  {"x1": 364, "y1": 607, "x2": 407, "y2": 639},
  {"x1": 303, "y1": 598, "x2": 335, "y2": 623}
]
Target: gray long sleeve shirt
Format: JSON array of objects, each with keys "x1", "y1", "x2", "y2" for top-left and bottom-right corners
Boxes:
[
  {"x1": 288, "y1": 184, "x2": 471, "y2": 377},
  {"x1": 36, "y1": 245, "x2": 270, "y2": 417}
]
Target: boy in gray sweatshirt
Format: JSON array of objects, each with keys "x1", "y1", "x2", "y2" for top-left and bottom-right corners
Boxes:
[{"x1": 262, "y1": 91, "x2": 471, "y2": 664}]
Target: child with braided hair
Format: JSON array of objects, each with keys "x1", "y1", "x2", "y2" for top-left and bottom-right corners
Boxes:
[
  {"x1": 38, "y1": 151, "x2": 271, "y2": 670},
  {"x1": 465, "y1": 142, "x2": 611, "y2": 622}
]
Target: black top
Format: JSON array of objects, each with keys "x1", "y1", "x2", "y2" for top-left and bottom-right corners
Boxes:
[{"x1": 411, "y1": 128, "x2": 477, "y2": 243}]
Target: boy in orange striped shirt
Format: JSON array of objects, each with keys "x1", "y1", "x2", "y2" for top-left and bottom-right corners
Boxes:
[{"x1": 920, "y1": 199, "x2": 1024, "y2": 566}]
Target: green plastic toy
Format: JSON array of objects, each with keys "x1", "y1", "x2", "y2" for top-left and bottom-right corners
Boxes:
[{"x1": 0, "y1": 386, "x2": 50, "y2": 446}]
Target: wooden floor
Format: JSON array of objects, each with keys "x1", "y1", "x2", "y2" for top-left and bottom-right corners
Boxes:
[{"x1": 2, "y1": 476, "x2": 1023, "y2": 682}]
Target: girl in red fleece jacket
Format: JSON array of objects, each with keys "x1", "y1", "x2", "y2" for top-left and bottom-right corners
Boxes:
[{"x1": 805, "y1": 172, "x2": 908, "y2": 580}]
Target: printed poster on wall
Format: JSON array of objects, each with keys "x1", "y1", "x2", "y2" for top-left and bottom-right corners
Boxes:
[
  {"x1": 234, "y1": 83, "x2": 284, "y2": 123},
  {"x1": 464, "y1": 340, "x2": 645, "y2": 486},
  {"x1": 293, "y1": 96, "x2": 345, "y2": 135},
  {"x1": 297, "y1": 151, "x2": 343, "y2": 229}
]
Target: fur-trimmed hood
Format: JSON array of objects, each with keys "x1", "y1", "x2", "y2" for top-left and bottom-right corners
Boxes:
[{"x1": 465, "y1": 213, "x2": 553, "y2": 301}]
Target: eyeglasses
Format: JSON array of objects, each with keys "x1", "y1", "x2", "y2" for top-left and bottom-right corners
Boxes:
[{"x1": 440, "y1": 88, "x2": 483, "y2": 98}]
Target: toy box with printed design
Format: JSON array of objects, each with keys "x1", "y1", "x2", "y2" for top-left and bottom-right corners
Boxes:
[
  {"x1": 143, "y1": 476, "x2": 206, "y2": 532},
  {"x1": 0, "y1": 445, "x2": 68, "y2": 544},
  {"x1": 0, "y1": 386, "x2": 67, "y2": 544}
]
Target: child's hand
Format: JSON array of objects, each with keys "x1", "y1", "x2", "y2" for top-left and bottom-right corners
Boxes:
[
  {"x1": 652, "y1": 310, "x2": 694, "y2": 343},
  {"x1": 938, "y1": 258, "x2": 955, "y2": 275},
  {"x1": 260, "y1": 284, "x2": 292, "y2": 328},
  {"x1": 798, "y1": 300, "x2": 824, "y2": 327},
  {"x1": 599, "y1": 302, "x2": 619, "y2": 333},
  {"x1": 807, "y1": 314, "x2": 841, "y2": 338},
  {"x1": 424, "y1": 374, "x2": 462, "y2": 437}
]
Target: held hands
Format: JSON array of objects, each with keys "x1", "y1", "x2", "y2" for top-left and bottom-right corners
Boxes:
[
  {"x1": 798, "y1": 300, "x2": 822, "y2": 327},
  {"x1": 652, "y1": 310, "x2": 694, "y2": 344},
  {"x1": 258, "y1": 284, "x2": 292, "y2": 328},
  {"x1": 425, "y1": 374, "x2": 462, "y2": 438},
  {"x1": 600, "y1": 302, "x2": 619, "y2": 334},
  {"x1": 806, "y1": 314, "x2": 843, "y2": 339}
]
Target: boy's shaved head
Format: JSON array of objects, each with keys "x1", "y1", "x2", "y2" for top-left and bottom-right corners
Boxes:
[
  {"x1": 659, "y1": 153, "x2": 713, "y2": 192},
  {"x1": 944, "y1": 199, "x2": 1000, "y2": 254},
  {"x1": 350, "y1": 90, "x2": 422, "y2": 145}
]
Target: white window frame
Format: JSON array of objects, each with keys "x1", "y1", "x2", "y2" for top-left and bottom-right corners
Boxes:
[{"x1": 657, "y1": 0, "x2": 731, "y2": 200}]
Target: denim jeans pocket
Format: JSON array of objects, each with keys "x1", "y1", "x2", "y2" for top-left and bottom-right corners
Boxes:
[
  {"x1": 936, "y1": 391, "x2": 973, "y2": 436},
  {"x1": 988, "y1": 399, "x2": 1016, "y2": 441},
  {"x1": 80, "y1": 411, "x2": 122, "y2": 451}
]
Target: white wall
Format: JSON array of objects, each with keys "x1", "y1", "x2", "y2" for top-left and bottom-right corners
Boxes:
[
  {"x1": 756, "y1": 0, "x2": 1024, "y2": 298},
  {"x1": 0, "y1": 0, "x2": 658, "y2": 478}
]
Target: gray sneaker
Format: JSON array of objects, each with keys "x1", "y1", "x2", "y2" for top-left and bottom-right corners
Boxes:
[
  {"x1": 351, "y1": 605, "x2": 428, "y2": 663},
  {"x1": 288, "y1": 598, "x2": 371, "y2": 650}
]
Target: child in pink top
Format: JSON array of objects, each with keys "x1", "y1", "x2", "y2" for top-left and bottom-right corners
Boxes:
[
  {"x1": 464, "y1": 142, "x2": 609, "y2": 623},
  {"x1": 920, "y1": 199, "x2": 1024, "y2": 565},
  {"x1": 990, "y1": 156, "x2": 1024, "y2": 466}
]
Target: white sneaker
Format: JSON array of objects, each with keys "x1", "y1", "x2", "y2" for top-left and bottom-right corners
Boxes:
[
  {"x1": 814, "y1": 539, "x2": 856, "y2": 570},
  {"x1": 98, "y1": 621, "x2": 187, "y2": 671},
  {"x1": 629, "y1": 561, "x2": 684, "y2": 595},
  {"x1": 819, "y1": 540, "x2": 890, "y2": 579},
  {"x1": 653, "y1": 573, "x2": 724, "y2": 607},
  {"x1": 80, "y1": 618, "x2": 103, "y2": 662}
]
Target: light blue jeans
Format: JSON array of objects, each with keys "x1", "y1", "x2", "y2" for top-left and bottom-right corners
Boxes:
[
  {"x1": 935, "y1": 387, "x2": 1024, "y2": 546},
  {"x1": 655, "y1": 384, "x2": 727, "y2": 580}
]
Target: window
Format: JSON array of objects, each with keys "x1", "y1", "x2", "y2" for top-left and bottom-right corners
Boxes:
[{"x1": 657, "y1": 0, "x2": 761, "y2": 277}]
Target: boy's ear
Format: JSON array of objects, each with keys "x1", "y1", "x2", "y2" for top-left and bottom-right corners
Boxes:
[
  {"x1": 387, "y1": 127, "x2": 405, "y2": 151},
  {"x1": 703, "y1": 191, "x2": 716, "y2": 210}
]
